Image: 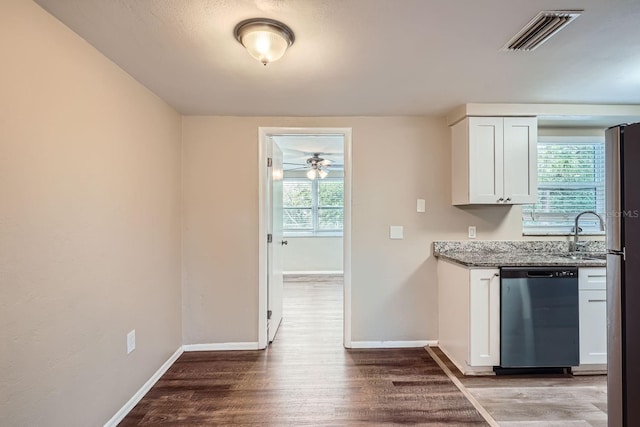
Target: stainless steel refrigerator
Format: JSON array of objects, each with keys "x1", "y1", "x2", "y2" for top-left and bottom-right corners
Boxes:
[{"x1": 606, "y1": 123, "x2": 640, "y2": 427}]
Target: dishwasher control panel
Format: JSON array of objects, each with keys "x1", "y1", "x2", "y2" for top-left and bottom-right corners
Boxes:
[{"x1": 501, "y1": 267, "x2": 578, "y2": 279}]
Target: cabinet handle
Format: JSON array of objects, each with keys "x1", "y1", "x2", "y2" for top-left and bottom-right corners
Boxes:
[
  {"x1": 494, "y1": 273, "x2": 500, "y2": 277},
  {"x1": 505, "y1": 197, "x2": 511, "y2": 202},
  {"x1": 588, "y1": 299, "x2": 606, "y2": 302},
  {"x1": 497, "y1": 197, "x2": 504, "y2": 203}
]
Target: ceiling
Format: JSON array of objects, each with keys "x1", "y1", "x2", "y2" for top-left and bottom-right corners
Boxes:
[
  {"x1": 35, "y1": 0, "x2": 640, "y2": 117},
  {"x1": 272, "y1": 134, "x2": 343, "y2": 171}
]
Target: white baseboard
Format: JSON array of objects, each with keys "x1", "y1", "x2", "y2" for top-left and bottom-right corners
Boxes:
[
  {"x1": 104, "y1": 346, "x2": 183, "y2": 427},
  {"x1": 283, "y1": 270, "x2": 344, "y2": 275},
  {"x1": 350, "y1": 340, "x2": 437, "y2": 349},
  {"x1": 183, "y1": 342, "x2": 260, "y2": 351}
]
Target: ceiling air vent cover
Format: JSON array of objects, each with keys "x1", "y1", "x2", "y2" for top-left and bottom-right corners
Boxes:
[{"x1": 503, "y1": 10, "x2": 583, "y2": 51}]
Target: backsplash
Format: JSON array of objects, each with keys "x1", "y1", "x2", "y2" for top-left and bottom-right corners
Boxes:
[{"x1": 433, "y1": 240, "x2": 606, "y2": 255}]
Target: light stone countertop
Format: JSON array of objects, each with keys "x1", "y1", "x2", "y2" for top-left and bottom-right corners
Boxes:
[{"x1": 433, "y1": 240, "x2": 606, "y2": 268}]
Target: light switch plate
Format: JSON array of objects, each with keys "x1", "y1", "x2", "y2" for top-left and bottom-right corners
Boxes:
[
  {"x1": 468, "y1": 226, "x2": 477, "y2": 239},
  {"x1": 417, "y1": 199, "x2": 426, "y2": 213},
  {"x1": 390, "y1": 226, "x2": 404, "y2": 239},
  {"x1": 127, "y1": 329, "x2": 136, "y2": 354}
]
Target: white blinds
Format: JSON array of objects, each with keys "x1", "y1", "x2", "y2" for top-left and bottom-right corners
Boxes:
[
  {"x1": 283, "y1": 178, "x2": 344, "y2": 234},
  {"x1": 283, "y1": 180, "x2": 313, "y2": 231},
  {"x1": 523, "y1": 140, "x2": 605, "y2": 232}
]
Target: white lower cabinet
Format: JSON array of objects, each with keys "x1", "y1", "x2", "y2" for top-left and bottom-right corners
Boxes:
[
  {"x1": 578, "y1": 267, "x2": 607, "y2": 366},
  {"x1": 438, "y1": 262, "x2": 607, "y2": 375},
  {"x1": 438, "y1": 261, "x2": 500, "y2": 375},
  {"x1": 469, "y1": 269, "x2": 501, "y2": 366}
]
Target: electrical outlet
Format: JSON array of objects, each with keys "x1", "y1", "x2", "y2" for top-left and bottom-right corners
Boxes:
[
  {"x1": 127, "y1": 330, "x2": 136, "y2": 354},
  {"x1": 390, "y1": 225, "x2": 404, "y2": 239},
  {"x1": 416, "y1": 199, "x2": 426, "y2": 213},
  {"x1": 468, "y1": 226, "x2": 477, "y2": 239}
]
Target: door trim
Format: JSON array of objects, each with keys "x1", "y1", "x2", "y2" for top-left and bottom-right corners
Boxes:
[{"x1": 258, "y1": 127, "x2": 353, "y2": 349}]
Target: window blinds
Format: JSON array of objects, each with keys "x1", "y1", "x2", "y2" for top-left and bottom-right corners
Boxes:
[{"x1": 523, "y1": 141, "x2": 605, "y2": 232}]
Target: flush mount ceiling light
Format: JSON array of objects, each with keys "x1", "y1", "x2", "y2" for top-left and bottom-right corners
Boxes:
[
  {"x1": 502, "y1": 10, "x2": 583, "y2": 51},
  {"x1": 234, "y1": 18, "x2": 295, "y2": 65}
]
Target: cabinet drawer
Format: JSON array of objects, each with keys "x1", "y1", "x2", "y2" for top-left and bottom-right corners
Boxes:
[{"x1": 579, "y1": 267, "x2": 606, "y2": 290}]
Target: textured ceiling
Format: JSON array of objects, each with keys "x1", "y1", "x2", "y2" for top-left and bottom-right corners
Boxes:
[{"x1": 35, "y1": 0, "x2": 640, "y2": 116}]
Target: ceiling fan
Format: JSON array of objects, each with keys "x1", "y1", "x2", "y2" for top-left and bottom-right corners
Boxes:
[{"x1": 284, "y1": 153, "x2": 333, "y2": 180}]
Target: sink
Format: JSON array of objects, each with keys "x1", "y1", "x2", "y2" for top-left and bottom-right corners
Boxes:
[{"x1": 557, "y1": 253, "x2": 606, "y2": 261}]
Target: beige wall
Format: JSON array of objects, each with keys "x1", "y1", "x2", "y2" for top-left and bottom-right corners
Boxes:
[
  {"x1": 3, "y1": 2, "x2": 611, "y2": 422},
  {"x1": 182, "y1": 116, "x2": 526, "y2": 345},
  {"x1": 283, "y1": 237, "x2": 344, "y2": 273},
  {"x1": 0, "y1": 1, "x2": 182, "y2": 426}
]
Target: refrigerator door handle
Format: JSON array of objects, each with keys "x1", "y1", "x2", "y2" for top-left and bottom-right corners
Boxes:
[{"x1": 606, "y1": 126, "x2": 623, "y2": 252}]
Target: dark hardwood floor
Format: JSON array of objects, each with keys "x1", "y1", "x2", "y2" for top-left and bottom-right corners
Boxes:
[{"x1": 120, "y1": 275, "x2": 487, "y2": 426}]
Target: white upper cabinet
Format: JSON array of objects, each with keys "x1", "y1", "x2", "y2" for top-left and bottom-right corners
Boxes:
[{"x1": 451, "y1": 116, "x2": 538, "y2": 205}]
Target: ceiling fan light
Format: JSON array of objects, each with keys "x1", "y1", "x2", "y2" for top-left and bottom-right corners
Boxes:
[
  {"x1": 318, "y1": 169, "x2": 328, "y2": 179},
  {"x1": 306, "y1": 169, "x2": 317, "y2": 180},
  {"x1": 234, "y1": 18, "x2": 295, "y2": 65}
]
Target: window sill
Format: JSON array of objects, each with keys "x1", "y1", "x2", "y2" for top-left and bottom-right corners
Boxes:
[
  {"x1": 283, "y1": 232, "x2": 343, "y2": 238},
  {"x1": 523, "y1": 231, "x2": 606, "y2": 237}
]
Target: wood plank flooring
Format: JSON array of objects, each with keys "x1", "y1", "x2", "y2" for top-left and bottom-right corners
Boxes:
[
  {"x1": 120, "y1": 275, "x2": 487, "y2": 426},
  {"x1": 429, "y1": 347, "x2": 608, "y2": 427}
]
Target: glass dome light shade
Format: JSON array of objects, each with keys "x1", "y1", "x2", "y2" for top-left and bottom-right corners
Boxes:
[
  {"x1": 306, "y1": 169, "x2": 317, "y2": 180},
  {"x1": 318, "y1": 169, "x2": 328, "y2": 179},
  {"x1": 234, "y1": 19, "x2": 295, "y2": 65}
]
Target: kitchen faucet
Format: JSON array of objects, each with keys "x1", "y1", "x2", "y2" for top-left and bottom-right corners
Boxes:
[{"x1": 571, "y1": 210, "x2": 605, "y2": 252}]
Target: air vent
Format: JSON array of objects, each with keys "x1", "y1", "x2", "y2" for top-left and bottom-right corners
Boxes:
[{"x1": 503, "y1": 10, "x2": 583, "y2": 51}]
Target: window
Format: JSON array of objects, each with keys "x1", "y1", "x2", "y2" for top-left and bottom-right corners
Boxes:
[
  {"x1": 523, "y1": 137, "x2": 605, "y2": 234},
  {"x1": 283, "y1": 178, "x2": 344, "y2": 235}
]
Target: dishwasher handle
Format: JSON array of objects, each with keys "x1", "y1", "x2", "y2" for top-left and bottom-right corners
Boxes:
[{"x1": 527, "y1": 271, "x2": 554, "y2": 278}]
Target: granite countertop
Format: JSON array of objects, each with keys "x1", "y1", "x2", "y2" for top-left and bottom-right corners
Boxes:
[{"x1": 433, "y1": 240, "x2": 606, "y2": 268}]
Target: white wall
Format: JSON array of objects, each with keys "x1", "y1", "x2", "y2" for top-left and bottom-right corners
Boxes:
[
  {"x1": 283, "y1": 237, "x2": 344, "y2": 273},
  {"x1": 0, "y1": 1, "x2": 182, "y2": 425},
  {"x1": 181, "y1": 116, "x2": 527, "y2": 346}
]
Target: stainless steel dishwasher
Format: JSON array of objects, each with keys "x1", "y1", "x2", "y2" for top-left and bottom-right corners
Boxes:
[{"x1": 500, "y1": 267, "x2": 580, "y2": 369}]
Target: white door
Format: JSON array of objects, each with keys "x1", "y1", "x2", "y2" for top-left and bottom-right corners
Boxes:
[{"x1": 267, "y1": 141, "x2": 284, "y2": 343}]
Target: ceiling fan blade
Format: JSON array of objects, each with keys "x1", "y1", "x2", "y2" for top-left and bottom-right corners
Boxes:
[
  {"x1": 283, "y1": 162, "x2": 306, "y2": 166},
  {"x1": 319, "y1": 159, "x2": 332, "y2": 166}
]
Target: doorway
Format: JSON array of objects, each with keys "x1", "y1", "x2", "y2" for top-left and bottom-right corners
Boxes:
[{"x1": 258, "y1": 127, "x2": 352, "y2": 349}]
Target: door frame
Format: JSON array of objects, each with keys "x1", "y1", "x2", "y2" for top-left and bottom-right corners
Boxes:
[{"x1": 258, "y1": 127, "x2": 353, "y2": 349}]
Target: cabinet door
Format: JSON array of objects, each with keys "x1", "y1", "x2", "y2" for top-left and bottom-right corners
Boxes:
[
  {"x1": 579, "y1": 268, "x2": 607, "y2": 365},
  {"x1": 469, "y1": 269, "x2": 500, "y2": 366},
  {"x1": 503, "y1": 117, "x2": 537, "y2": 204},
  {"x1": 579, "y1": 290, "x2": 608, "y2": 364},
  {"x1": 468, "y1": 117, "x2": 504, "y2": 204}
]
